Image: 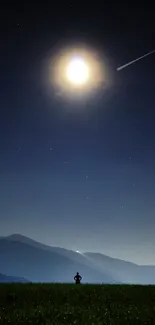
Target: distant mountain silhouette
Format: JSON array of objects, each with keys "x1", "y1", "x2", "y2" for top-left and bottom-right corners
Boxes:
[
  {"x1": 0, "y1": 234, "x2": 155, "y2": 284},
  {"x1": 0, "y1": 234, "x2": 115, "y2": 283},
  {"x1": 84, "y1": 252, "x2": 155, "y2": 284},
  {"x1": 0, "y1": 273, "x2": 28, "y2": 283}
]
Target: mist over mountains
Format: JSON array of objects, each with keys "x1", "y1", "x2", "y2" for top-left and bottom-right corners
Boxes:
[
  {"x1": 0, "y1": 273, "x2": 28, "y2": 283},
  {"x1": 0, "y1": 234, "x2": 155, "y2": 284}
]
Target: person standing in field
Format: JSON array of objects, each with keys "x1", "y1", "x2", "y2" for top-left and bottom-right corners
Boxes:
[{"x1": 74, "y1": 272, "x2": 82, "y2": 284}]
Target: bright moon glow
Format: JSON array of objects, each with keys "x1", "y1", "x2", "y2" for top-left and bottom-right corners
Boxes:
[
  {"x1": 66, "y1": 58, "x2": 89, "y2": 85},
  {"x1": 50, "y1": 46, "x2": 106, "y2": 96}
]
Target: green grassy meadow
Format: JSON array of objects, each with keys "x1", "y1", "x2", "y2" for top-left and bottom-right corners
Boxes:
[{"x1": 0, "y1": 284, "x2": 155, "y2": 324}]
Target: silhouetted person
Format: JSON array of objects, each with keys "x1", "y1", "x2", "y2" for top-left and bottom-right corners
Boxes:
[{"x1": 74, "y1": 272, "x2": 82, "y2": 284}]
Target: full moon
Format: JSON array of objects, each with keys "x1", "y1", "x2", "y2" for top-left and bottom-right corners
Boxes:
[
  {"x1": 50, "y1": 45, "x2": 107, "y2": 97},
  {"x1": 66, "y1": 57, "x2": 89, "y2": 86}
]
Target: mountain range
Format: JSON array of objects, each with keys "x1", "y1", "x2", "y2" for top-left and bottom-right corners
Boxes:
[
  {"x1": 0, "y1": 273, "x2": 28, "y2": 283},
  {"x1": 0, "y1": 234, "x2": 155, "y2": 284}
]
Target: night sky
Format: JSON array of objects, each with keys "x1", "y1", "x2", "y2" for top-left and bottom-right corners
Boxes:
[{"x1": 1, "y1": 3, "x2": 155, "y2": 265}]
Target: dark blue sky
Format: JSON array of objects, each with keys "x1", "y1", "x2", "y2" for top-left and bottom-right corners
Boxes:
[{"x1": 1, "y1": 3, "x2": 155, "y2": 264}]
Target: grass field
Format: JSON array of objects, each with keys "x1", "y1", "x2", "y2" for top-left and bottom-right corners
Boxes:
[{"x1": 0, "y1": 284, "x2": 155, "y2": 324}]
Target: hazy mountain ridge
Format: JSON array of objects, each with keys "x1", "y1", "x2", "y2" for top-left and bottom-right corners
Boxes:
[
  {"x1": 83, "y1": 253, "x2": 155, "y2": 284},
  {"x1": 0, "y1": 234, "x2": 155, "y2": 284},
  {"x1": 0, "y1": 273, "x2": 28, "y2": 283},
  {"x1": 0, "y1": 235, "x2": 115, "y2": 283}
]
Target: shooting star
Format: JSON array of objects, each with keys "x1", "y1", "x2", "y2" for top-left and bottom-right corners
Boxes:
[{"x1": 117, "y1": 49, "x2": 155, "y2": 71}]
